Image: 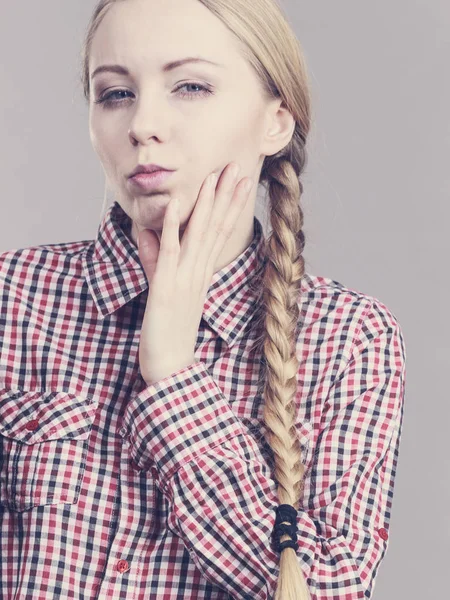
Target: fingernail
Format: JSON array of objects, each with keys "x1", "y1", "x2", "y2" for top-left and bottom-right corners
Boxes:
[
  {"x1": 209, "y1": 173, "x2": 217, "y2": 187},
  {"x1": 244, "y1": 179, "x2": 253, "y2": 193},
  {"x1": 231, "y1": 164, "x2": 240, "y2": 179}
]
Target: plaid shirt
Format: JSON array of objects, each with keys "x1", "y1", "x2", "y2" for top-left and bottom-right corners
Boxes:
[{"x1": 0, "y1": 201, "x2": 406, "y2": 600}]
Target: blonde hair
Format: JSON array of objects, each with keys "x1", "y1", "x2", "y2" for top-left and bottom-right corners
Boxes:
[{"x1": 80, "y1": 1, "x2": 312, "y2": 598}]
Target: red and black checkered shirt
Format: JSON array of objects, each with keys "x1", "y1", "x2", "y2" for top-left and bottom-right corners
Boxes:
[{"x1": 0, "y1": 201, "x2": 406, "y2": 599}]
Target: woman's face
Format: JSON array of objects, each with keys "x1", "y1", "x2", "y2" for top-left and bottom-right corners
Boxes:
[{"x1": 88, "y1": 0, "x2": 280, "y2": 245}]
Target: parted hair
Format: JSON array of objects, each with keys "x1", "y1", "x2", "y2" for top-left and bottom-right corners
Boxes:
[{"x1": 79, "y1": 1, "x2": 312, "y2": 598}]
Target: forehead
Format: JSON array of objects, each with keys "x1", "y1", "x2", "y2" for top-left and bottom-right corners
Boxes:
[{"x1": 89, "y1": 0, "x2": 243, "y2": 71}]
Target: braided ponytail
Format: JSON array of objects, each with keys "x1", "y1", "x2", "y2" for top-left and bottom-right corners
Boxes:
[{"x1": 247, "y1": 126, "x2": 310, "y2": 598}]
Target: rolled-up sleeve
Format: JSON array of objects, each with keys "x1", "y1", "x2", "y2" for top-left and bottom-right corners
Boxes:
[{"x1": 119, "y1": 300, "x2": 406, "y2": 600}]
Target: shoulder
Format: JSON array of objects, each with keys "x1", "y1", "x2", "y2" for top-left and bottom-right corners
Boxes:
[
  {"x1": 0, "y1": 239, "x2": 93, "y2": 298},
  {"x1": 0, "y1": 238, "x2": 93, "y2": 268},
  {"x1": 299, "y1": 271, "x2": 405, "y2": 361}
]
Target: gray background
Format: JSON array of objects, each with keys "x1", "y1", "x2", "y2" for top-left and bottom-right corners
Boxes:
[{"x1": 1, "y1": 1, "x2": 448, "y2": 597}]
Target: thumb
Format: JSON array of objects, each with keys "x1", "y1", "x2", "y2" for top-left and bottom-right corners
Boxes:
[{"x1": 137, "y1": 228, "x2": 161, "y2": 282}]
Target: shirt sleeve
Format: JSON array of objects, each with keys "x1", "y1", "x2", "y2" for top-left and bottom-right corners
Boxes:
[{"x1": 119, "y1": 300, "x2": 406, "y2": 600}]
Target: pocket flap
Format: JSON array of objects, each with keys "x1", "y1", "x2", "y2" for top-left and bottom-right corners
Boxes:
[{"x1": 0, "y1": 389, "x2": 98, "y2": 443}]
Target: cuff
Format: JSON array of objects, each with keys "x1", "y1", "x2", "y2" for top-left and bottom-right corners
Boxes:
[{"x1": 118, "y1": 361, "x2": 248, "y2": 484}]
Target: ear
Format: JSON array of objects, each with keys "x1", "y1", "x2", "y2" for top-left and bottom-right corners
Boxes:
[{"x1": 260, "y1": 99, "x2": 296, "y2": 158}]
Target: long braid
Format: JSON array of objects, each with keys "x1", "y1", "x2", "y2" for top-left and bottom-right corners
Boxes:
[
  {"x1": 263, "y1": 157, "x2": 305, "y2": 492},
  {"x1": 251, "y1": 137, "x2": 310, "y2": 599}
]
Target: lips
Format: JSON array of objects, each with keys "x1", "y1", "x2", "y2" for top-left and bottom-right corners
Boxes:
[
  {"x1": 128, "y1": 169, "x2": 174, "y2": 193},
  {"x1": 129, "y1": 164, "x2": 174, "y2": 178}
]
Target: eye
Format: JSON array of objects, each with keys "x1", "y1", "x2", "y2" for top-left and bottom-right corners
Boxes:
[
  {"x1": 175, "y1": 82, "x2": 213, "y2": 100},
  {"x1": 94, "y1": 82, "x2": 213, "y2": 108}
]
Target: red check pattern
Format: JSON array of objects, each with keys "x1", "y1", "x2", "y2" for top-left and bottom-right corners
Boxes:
[{"x1": 0, "y1": 201, "x2": 406, "y2": 599}]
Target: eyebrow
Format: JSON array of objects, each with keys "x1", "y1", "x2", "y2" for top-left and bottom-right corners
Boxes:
[{"x1": 91, "y1": 57, "x2": 224, "y2": 80}]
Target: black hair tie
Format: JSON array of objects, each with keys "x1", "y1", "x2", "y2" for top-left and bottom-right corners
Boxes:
[{"x1": 273, "y1": 504, "x2": 299, "y2": 554}]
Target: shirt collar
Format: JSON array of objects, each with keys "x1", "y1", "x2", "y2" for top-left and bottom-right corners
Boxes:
[{"x1": 82, "y1": 201, "x2": 267, "y2": 347}]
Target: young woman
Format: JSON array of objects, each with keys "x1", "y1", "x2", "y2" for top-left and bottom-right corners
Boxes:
[{"x1": 0, "y1": 1, "x2": 406, "y2": 599}]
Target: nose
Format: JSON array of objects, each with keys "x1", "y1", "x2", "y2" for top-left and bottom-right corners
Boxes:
[
  {"x1": 127, "y1": 96, "x2": 167, "y2": 146},
  {"x1": 128, "y1": 126, "x2": 158, "y2": 146}
]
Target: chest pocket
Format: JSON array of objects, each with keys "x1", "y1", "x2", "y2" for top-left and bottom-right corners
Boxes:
[{"x1": 0, "y1": 389, "x2": 98, "y2": 512}]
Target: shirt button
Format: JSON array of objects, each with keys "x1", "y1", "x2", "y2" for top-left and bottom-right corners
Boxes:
[
  {"x1": 117, "y1": 559, "x2": 130, "y2": 573},
  {"x1": 378, "y1": 527, "x2": 389, "y2": 541},
  {"x1": 25, "y1": 419, "x2": 40, "y2": 431}
]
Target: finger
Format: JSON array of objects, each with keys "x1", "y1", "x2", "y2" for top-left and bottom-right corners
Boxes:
[
  {"x1": 204, "y1": 163, "x2": 240, "y2": 233},
  {"x1": 179, "y1": 163, "x2": 238, "y2": 270},
  {"x1": 212, "y1": 162, "x2": 241, "y2": 217},
  {"x1": 179, "y1": 172, "x2": 217, "y2": 260},
  {"x1": 204, "y1": 175, "x2": 253, "y2": 270},
  {"x1": 153, "y1": 197, "x2": 180, "y2": 292}
]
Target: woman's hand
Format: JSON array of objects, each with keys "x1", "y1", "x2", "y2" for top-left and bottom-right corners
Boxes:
[{"x1": 137, "y1": 162, "x2": 254, "y2": 386}]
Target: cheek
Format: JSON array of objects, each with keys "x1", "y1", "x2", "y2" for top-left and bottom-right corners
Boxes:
[
  {"x1": 235, "y1": 109, "x2": 263, "y2": 145},
  {"x1": 217, "y1": 124, "x2": 261, "y2": 171},
  {"x1": 89, "y1": 116, "x2": 104, "y2": 158},
  {"x1": 89, "y1": 118, "x2": 119, "y2": 165},
  {"x1": 216, "y1": 103, "x2": 262, "y2": 153}
]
